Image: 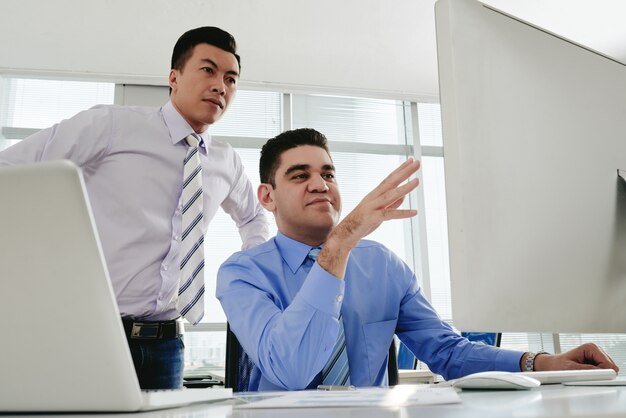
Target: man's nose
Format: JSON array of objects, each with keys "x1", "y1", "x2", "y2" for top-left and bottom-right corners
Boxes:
[
  {"x1": 211, "y1": 78, "x2": 226, "y2": 95},
  {"x1": 308, "y1": 174, "x2": 329, "y2": 192}
]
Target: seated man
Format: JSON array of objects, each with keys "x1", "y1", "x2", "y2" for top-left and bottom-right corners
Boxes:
[{"x1": 217, "y1": 128, "x2": 618, "y2": 391}]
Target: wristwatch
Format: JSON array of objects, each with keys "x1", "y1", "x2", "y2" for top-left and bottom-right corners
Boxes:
[{"x1": 524, "y1": 351, "x2": 549, "y2": 371}]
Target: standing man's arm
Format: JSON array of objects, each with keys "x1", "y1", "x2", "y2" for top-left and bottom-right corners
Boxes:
[
  {"x1": 0, "y1": 106, "x2": 112, "y2": 167},
  {"x1": 220, "y1": 150, "x2": 270, "y2": 248}
]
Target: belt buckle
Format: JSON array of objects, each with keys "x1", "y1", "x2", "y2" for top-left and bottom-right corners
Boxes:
[{"x1": 131, "y1": 322, "x2": 160, "y2": 339}]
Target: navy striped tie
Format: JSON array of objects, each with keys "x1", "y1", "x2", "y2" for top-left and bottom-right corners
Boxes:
[
  {"x1": 177, "y1": 134, "x2": 205, "y2": 325},
  {"x1": 307, "y1": 248, "x2": 351, "y2": 386}
]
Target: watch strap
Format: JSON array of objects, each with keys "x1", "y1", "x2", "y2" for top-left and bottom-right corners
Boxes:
[{"x1": 524, "y1": 351, "x2": 549, "y2": 371}]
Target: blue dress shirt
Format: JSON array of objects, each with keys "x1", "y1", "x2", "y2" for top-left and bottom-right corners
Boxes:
[
  {"x1": 0, "y1": 102, "x2": 269, "y2": 320},
  {"x1": 217, "y1": 232, "x2": 524, "y2": 391}
]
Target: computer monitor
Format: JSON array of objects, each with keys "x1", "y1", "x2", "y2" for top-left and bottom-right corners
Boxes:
[{"x1": 435, "y1": 0, "x2": 626, "y2": 333}]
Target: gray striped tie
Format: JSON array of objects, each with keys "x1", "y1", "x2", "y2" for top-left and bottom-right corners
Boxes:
[
  {"x1": 307, "y1": 248, "x2": 351, "y2": 386},
  {"x1": 177, "y1": 133, "x2": 205, "y2": 325}
]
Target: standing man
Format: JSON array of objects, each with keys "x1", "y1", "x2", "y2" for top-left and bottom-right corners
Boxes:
[
  {"x1": 0, "y1": 27, "x2": 269, "y2": 389},
  {"x1": 217, "y1": 128, "x2": 617, "y2": 391}
]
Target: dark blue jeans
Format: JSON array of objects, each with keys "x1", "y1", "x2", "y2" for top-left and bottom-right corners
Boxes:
[{"x1": 127, "y1": 336, "x2": 185, "y2": 389}]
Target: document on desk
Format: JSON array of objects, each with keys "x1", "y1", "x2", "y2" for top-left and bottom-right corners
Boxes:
[{"x1": 236, "y1": 385, "x2": 461, "y2": 409}]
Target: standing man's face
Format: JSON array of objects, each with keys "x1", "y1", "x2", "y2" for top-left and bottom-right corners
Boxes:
[{"x1": 169, "y1": 43, "x2": 239, "y2": 133}]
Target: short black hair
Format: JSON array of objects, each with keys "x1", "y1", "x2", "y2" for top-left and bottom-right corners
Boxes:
[
  {"x1": 171, "y1": 26, "x2": 241, "y2": 72},
  {"x1": 260, "y1": 128, "x2": 331, "y2": 187}
]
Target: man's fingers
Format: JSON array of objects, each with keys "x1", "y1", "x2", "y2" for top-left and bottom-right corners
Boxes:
[
  {"x1": 381, "y1": 208, "x2": 418, "y2": 220},
  {"x1": 372, "y1": 159, "x2": 420, "y2": 197},
  {"x1": 584, "y1": 344, "x2": 619, "y2": 372},
  {"x1": 377, "y1": 178, "x2": 419, "y2": 208}
]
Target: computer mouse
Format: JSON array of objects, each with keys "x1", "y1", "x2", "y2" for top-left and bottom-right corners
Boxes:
[{"x1": 449, "y1": 371, "x2": 541, "y2": 390}]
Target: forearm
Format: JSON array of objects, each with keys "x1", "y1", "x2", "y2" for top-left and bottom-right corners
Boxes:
[
  {"x1": 255, "y1": 299, "x2": 339, "y2": 389},
  {"x1": 218, "y1": 263, "x2": 344, "y2": 389}
]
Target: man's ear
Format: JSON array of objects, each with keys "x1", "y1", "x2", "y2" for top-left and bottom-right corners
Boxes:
[
  {"x1": 257, "y1": 183, "x2": 276, "y2": 212},
  {"x1": 168, "y1": 69, "x2": 178, "y2": 92}
]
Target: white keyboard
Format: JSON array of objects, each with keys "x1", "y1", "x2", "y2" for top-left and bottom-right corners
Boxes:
[{"x1": 521, "y1": 369, "x2": 617, "y2": 384}]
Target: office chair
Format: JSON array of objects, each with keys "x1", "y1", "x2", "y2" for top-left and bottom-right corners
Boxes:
[{"x1": 225, "y1": 323, "x2": 400, "y2": 390}]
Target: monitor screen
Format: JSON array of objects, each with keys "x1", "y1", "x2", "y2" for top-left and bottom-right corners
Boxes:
[{"x1": 435, "y1": 0, "x2": 626, "y2": 333}]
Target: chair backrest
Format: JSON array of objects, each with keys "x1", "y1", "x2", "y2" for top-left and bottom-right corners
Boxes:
[
  {"x1": 387, "y1": 338, "x2": 399, "y2": 386},
  {"x1": 225, "y1": 323, "x2": 400, "y2": 389},
  {"x1": 225, "y1": 323, "x2": 254, "y2": 392}
]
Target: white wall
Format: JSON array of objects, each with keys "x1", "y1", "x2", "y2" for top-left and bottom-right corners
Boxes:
[
  {"x1": 2, "y1": 0, "x2": 624, "y2": 101},
  {"x1": 482, "y1": 0, "x2": 626, "y2": 64},
  {"x1": 0, "y1": 0, "x2": 440, "y2": 100}
]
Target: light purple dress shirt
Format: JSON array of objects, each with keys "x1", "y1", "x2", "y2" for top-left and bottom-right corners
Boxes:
[{"x1": 0, "y1": 101, "x2": 269, "y2": 320}]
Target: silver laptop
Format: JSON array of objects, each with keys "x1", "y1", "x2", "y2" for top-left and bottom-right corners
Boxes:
[{"x1": 0, "y1": 161, "x2": 231, "y2": 412}]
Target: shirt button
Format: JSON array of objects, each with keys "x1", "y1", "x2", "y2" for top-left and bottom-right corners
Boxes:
[
  {"x1": 163, "y1": 265, "x2": 169, "y2": 271},
  {"x1": 174, "y1": 234, "x2": 180, "y2": 241},
  {"x1": 336, "y1": 295, "x2": 343, "y2": 302}
]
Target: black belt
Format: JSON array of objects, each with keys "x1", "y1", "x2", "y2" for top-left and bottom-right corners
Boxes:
[{"x1": 122, "y1": 318, "x2": 183, "y2": 340}]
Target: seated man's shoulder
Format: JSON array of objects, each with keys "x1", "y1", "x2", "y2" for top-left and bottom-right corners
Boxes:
[
  {"x1": 354, "y1": 239, "x2": 394, "y2": 256},
  {"x1": 353, "y1": 239, "x2": 408, "y2": 268},
  {"x1": 223, "y1": 238, "x2": 278, "y2": 265}
]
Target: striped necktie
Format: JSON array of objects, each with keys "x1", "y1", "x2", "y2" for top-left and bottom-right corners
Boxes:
[
  {"x1": 177, "y1": 133, "x2": 205, "y2": 325},
  {"x1": 307, "y1": 248, "x2": 351, "y2": 386}
]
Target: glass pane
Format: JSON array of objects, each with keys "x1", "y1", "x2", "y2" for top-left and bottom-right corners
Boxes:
[
  {"x1": 202, "y1": 148, "x2": 277, "y2": 324},
  {"x1": 0, "y1": 77, "x2": 114, "y2": 129},
  {"x1": 417, "y1": 103, "x2": 443, "y2": 147},
  {"x1": 421, "y1": 156, "x2": 451, "y2": 321},
  {"x1": 209, "y1": 90, "x2": 282, "y2": 138},
  {"x1": 500, "y1": 332, "x2": 556, "y2": 353},
  {"x1": 184, "y1": 331, "x2": 227, "y2": 377},
  {"x1": 333, "y1": 152, "x2": 411, "y2": 259},
  {"x1": 292, "y1": 94, "x2": 406, "y2": 145},
  {"x1": 201, "y1": 150, "x2": 413, "y2": 324}
]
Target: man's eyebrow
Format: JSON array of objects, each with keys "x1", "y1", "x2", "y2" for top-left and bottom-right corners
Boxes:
[
  {"x1": 284, "y1": 164, "x2": 310, "y2": 176},
  {"x1": 322, "y1": 164, "x2": 335, "y2": 171},
  {"x1": 199, "y1": 58, "x2": 239, "y2": 77}
]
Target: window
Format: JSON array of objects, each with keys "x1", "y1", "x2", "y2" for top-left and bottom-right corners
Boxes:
[
  {"x1": 185, "y1": 92, "x2": 418, "y2": 376},
  {"x1": 6, "y1": 77, "x2": 625, "y2": 380},
  {"x1": 0, "y1": 77, "x2": 114, "y2": 149}
]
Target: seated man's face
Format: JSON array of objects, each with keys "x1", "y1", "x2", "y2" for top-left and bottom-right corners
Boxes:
[{"x1": 268, "y1": 145, "x2": 341, "y2": 242}]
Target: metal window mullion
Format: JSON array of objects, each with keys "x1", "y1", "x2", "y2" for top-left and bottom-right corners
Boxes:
[
  {"x1": 409, "y1": 101, "x2": 432, "y2": 302},
  {"x1": 184, "y1": 323, "x2": 227, "y2": 332},
  {"x1": 553, "y1": 333, "x2": 562, "y2": 354},
  {"x1": 213, "y1": 135, "x2": 413, "y2": 157},
  {"x1": 282, "y1": 93, "x2": 292, "y2": 131},
  {"x1": 113, "y1": 84, "x2": 125, "y2": 105}
]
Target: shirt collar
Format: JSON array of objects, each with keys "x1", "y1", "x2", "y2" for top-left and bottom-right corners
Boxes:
[
  {"x1": 275, "y1": 231, "x2": 322, "y2": 274},
  {"x1": 161, "y1": 100, "x2": 211, "y2": 146}
]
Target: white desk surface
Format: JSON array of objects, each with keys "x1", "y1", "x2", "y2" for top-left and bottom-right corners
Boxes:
[{"x1": 5, "y1": 385, "x2": 626, "y2": 418}]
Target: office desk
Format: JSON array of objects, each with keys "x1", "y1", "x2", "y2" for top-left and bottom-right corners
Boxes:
[{"x1": 5, "y1": 385, "x2": 626, "y2": 418}]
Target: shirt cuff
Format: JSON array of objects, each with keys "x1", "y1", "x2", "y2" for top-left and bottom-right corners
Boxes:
[
  {"x1": 495, "y1": 349, "x2": 526, "y2": 372},
  {"x1": 298, "y1": 262, "x2": 345, "y2": 317}
]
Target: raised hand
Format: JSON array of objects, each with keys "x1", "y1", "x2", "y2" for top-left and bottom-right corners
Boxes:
[{"x1": 318, "y1": 158, "x2": 421, "y2": 278}]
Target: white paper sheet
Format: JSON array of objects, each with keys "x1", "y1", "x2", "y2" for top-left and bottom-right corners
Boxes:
[{"x1": 236, "y1": 385, "x2": 461, "y2": 409}]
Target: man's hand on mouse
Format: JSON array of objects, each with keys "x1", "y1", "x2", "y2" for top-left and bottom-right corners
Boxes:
[{"x1": 527, "y1": 343, "x2": 619, "y2": 372}]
